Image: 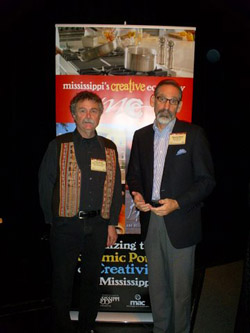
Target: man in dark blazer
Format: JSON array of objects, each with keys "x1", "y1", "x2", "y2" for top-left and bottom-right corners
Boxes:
[{"x1": 127, "y1": 79, "x2": 215, "y2": 333}]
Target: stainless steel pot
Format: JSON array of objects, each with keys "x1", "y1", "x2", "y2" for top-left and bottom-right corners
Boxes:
[
  {"x1": 79, "y1": 38, "x2": 119, "y2": 62},
  {"x1": 124, "y1": 46, "x2": 157, "y2": 72}
]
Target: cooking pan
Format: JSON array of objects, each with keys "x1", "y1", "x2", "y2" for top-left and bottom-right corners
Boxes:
[
  {"x1": 125, "y1": 46, "x2": 157, "y2": 72},
  {"x1": 79, "y1": 38, "x2": 119, "y2": 62}
]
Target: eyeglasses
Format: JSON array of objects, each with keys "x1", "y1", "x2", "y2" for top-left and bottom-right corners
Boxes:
[{"x1": 156, "y1": 95, "x2": 180, "y2": 105}]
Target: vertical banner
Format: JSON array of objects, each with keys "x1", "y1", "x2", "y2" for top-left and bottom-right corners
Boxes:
[{"x1": 55, "y1": 24, "x2": 196, "y2": 314}]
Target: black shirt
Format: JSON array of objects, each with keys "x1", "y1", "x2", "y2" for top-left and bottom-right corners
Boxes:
[{"x1": 73, "y1": 129, "x2": 106, "y2": 211}]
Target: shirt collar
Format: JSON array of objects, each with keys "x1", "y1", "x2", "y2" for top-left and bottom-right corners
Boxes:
[
  {"x1": 153, "y1": 118, "x2": 176, "y2": 135},
  {"x1": 73, "y1": 128, "x2": 99, "y2": 144}
]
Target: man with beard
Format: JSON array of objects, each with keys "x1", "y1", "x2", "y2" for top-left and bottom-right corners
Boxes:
[
  {"x1": 127, "y1": 79, "x2": 215, "y2": 333},
  {"x1": 39, "y1": 91, "x2": 122, "y2": 333}
]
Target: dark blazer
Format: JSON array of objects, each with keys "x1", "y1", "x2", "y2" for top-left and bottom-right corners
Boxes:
[{"x1": 126, "y1": 119, "x2": 216, "y2": 248}]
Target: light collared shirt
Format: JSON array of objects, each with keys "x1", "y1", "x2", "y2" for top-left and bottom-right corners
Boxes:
[{"x1": 152, "y1": 118, "x2": 176, "y2": 201}]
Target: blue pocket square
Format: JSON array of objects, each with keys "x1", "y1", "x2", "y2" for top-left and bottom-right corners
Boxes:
[{"x1": 176, "y1": 148, "x2": 187, "y2": 156}]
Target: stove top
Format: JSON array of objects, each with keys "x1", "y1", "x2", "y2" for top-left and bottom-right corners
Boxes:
[
  {"x1": 78, "y1": 66, "x2": 171, "y2": 76},
  {"x1": 61, "y1": 49, "x2": 173, "y2": 76}
]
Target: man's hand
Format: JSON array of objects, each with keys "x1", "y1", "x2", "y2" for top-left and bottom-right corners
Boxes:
[
  {"x1": 150, "y1": 198, "x2": 180, "y2": 216},
  {"x1": 106, "y1": 225, "x2": 118, "y2": 247},
  {"x1": 132, "y1": 191, "x2": 151, "y2": 212}
]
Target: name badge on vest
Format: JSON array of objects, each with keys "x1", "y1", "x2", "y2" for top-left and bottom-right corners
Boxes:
[
  {"x1": 169, "y1": 133, "x2": 186, "y2": 145},
  {"x1": 91, "y1": 159, "x2": 107, "y2": 172}
]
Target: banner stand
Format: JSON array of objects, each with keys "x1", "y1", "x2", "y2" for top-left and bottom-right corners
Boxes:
[
  {"x1": 57, "y1": 23, "x2": 196, "y2": 322},
  {"x1": 70, "y1": 311, "x2": 153, "y2": 323}
]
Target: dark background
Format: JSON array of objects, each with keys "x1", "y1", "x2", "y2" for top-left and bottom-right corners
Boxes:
[{"x1": 0, "y1": 0, "x2": 250, "y2": 308}]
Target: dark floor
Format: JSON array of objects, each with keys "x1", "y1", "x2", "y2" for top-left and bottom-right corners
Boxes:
[
  {"x1": 0, "y1": 267, "x2": 203, "y2": 333},
  {"x1": 0, "y1": 260, "x2": 243, "y2": 333},
  {"x1": 0, "y1": 228, "x2": 246, "y2": 333},
  {"x1": 193, "y1": 260, "x2": 243, "y2": 333}
]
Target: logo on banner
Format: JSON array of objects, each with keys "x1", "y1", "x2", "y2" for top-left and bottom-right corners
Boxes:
[
  {"x1": 128, "y1": 294, "x2": 149, "y2": 308},
  {"x1": 100, "y1": 294, "x2": 120, "y2": 307}
]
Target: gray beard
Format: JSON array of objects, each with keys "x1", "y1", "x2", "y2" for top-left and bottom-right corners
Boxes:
[{"x1": 156, "y1": 109, "x2": 173, "y2": 125}]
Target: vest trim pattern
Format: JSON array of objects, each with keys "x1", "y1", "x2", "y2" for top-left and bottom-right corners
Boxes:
[
  {"x1": 59, "y1": 142, "x2": 81, "y2": 217},
  {"x1": 101, "y1": 148, "x2": 116, "y2": 219}
]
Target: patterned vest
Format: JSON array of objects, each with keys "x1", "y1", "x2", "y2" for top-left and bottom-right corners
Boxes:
[{"x1": 53, "y1": 134, "x2": 117, "y2": 220}]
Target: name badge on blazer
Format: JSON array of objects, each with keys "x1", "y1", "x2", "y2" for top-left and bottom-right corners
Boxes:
[
  {"x1": 169, "y1": 133, "x2": 186, "y2": 145},
  {"x1": 91, "y1": 159, "x2": 106, "y2": 172}
]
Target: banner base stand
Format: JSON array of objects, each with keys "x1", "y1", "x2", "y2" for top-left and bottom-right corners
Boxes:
[{"x1": 70, "y1": 311, "x2": 153, "y2": 323}]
